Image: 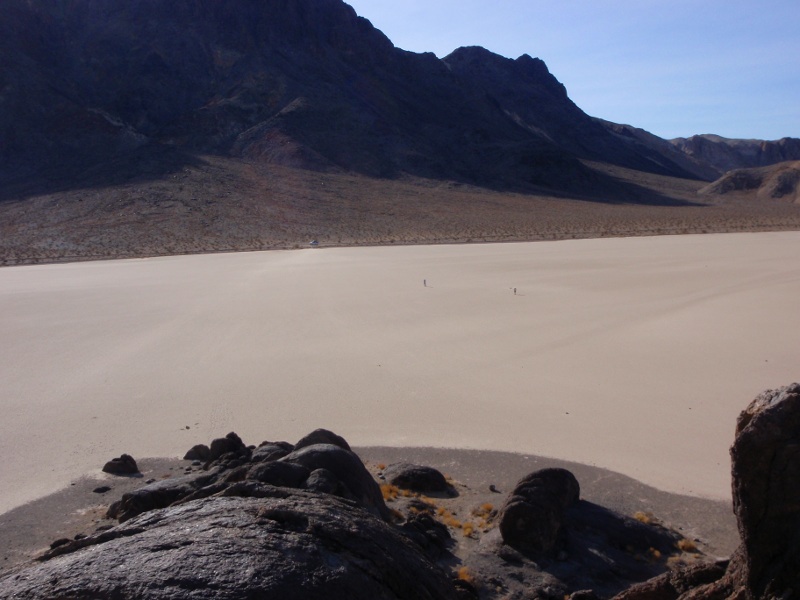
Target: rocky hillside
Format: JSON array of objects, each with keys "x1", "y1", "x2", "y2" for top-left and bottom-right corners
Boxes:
[
  {"x1": 699, "y1": 161, "x2": 800, "y2": 203},
  {"x1": 671, "y1": 135, "x2": 800, "y2": 177},
  {"x1": 2, "y1": 0, "x2": 800, "y2": 263},
  {"x1": 3, "y1": 0, "x2": 787, "y2": 199}
]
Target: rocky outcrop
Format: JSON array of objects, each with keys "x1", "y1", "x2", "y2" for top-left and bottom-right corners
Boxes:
[
  {"x1": 0, "y1": 425, "x2": 738, "y2": 599},
  {"x1": 611, "y1": 560, "x2": 730, "y2": 600},
  {"x1": 1, "y1": 487, "x2": 459, "y2": 599},
  {"x1": 497, "y1": 468, "x2": 580, "y2": 553},
  {"x1": 107, "y1": 430, "x2": 387, "y2": 523},
  {"x1": 5, "y1": 381, "x2": 799, "y2": 600},
  {"x1": 1, "y1": 0, "x2": 749, "y2": 203},
  {"x1": 612, "y1": 383, "x2": 800, "y2": 599}
]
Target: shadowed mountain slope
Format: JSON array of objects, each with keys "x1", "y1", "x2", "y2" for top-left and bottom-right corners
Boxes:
[
  {"x1": 0, "y1": 0, "x2": 718, "y2": 199},
  {"x1": 2, "y1": 0, "x2": 800, "y2": 263}
]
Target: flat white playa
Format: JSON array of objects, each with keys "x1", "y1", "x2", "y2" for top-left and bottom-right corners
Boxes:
[{"x1": 1, "y1": 232, "x2": 799, "y2": 515}]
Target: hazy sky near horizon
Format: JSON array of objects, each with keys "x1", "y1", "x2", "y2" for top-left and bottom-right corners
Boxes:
[{"x1": 345, "y1": 0, "x2": 799, "y2": 141}]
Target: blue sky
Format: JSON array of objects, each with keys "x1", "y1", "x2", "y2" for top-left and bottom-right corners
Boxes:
[{"x1": 345, "y1": 0, "x2": 800, "y2": 141}]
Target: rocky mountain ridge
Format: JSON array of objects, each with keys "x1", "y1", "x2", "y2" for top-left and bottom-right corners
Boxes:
[
  {"x1": 2, "y1": 0, "x2": 800, "y2": 264},
  {"x1": 2, "y1": 0, "x2": 798, "y2": 199}
]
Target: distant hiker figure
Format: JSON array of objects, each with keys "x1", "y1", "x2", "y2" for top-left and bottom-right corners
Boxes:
[
  {"x1": 513, "y1": 288, "x2": 516, "y2": 295},
  {"x1": 424, "y1": 279, "x2": 427, "y2": 287}
]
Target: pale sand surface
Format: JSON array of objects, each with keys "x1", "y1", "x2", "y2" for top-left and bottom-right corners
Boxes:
[{"x1": 1, "y1": 232, "x2": 799, "y2": 515}]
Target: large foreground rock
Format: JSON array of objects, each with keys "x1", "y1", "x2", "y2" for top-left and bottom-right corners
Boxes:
[
  {"x1": 498, "y1": 467, "x2": 580, "y2": 553},
  {"x1": 730, "y1": 383, "x2": 800, "y2": 598},
  {"x1": 0, "y1": 486, "x2": 458, "y2": 599},
  {"x1": 614, "y1": 383, "x2": 800, "y2": 600}
]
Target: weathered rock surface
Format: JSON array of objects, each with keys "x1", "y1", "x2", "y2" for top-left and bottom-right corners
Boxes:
[
  {"x1": 280, "y1": 443, "x2": 389, "y2": 519},
  {"x1": 612, "y1": 560, "x2": 730, "y2": 600},
  {"x1": 383, "y1": 462, "x2": 453, "y2": 494},
  {"x1": 730, "y1": 383, "x2": 800, "y2": 598},
  {"x1": 101, "y1": 453, "x2": 139, "y2": 475},
  {"x1": 498, "y1": 467, "x2": 580, "y2": 553},
  {"x1": 1, "y1": 488, "x2": 459, "y2": 599}
]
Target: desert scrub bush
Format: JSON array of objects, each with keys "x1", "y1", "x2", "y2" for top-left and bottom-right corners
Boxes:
[
  {"x1": 647, "y1": 547, "x2": 662, "y2": 561},
  {"x1": 470, "y1": 502, "x2": 496, "y2": 530},
  {"x1": 435, "y1": 506, "x2": 463, "y2": 530},
  {"x1": 380, "y1": 483, "x2": 399, "y2": 501},
  {"x1": 456, "y1": 566, "x2": 474, "y2": 584},
  {"x1": 676, "y1": 538, "x2": 699, "y2": 553},
  {"x1": 633, "y1": 511, "x2": 653, "y2": 524}
]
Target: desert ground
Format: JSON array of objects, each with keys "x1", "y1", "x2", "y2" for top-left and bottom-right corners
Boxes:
[{"x1": 1, "y1": 231, "x2": 798, "y2": 525}]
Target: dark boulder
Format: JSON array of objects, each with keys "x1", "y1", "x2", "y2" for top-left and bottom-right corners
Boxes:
[
  {"x1": 498, "y1": 468, "x2": 580, "y2": 554},
  {"x1": 0, "y1": 488, "x2": 459, "y2": 599},
  {"x1": 182, "y1": 443, "x2": 210, "y2": 461},
  {"x1": 248, "y1": 461, "x2": 310, "y2": 488},
  {"x1": 383, "y1": 462, "x2": 453, "y2": 494},
  {"x1": 730, "y1": 383, "x2": 800, "y2": 598},
  {"x1": 251, "y1": 441, "x2": 294, "y2": 463},
  {"x1": 304, "y1": 468, "x2": 343, "y2": 495},
  {"x1": 101, "y1": 453, "x2": 139, "y2": 475},
  {"x1": 281, "y1": 443, "x2": 390, "y2": 519},
  {"x1": 294, "y1": 428, "x2": 352, "y2": 451},
  {"x1": 208, "y1": 431, "x2": 249, "y2": 461}
]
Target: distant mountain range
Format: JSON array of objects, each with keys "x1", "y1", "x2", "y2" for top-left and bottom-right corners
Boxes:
[{"x1": 2, "y1": 0, "x2": 798, "y2": 200}]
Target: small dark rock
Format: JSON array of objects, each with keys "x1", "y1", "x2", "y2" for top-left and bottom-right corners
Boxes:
[
  {"x1": 568, "y1": 591, "x2": 600, "y2": 600},
  {"x1": 102, "y1": 454, "x2": 139, "y2": 475},
  {"x1": 92, "y1": 485, "x2": 112, "y2": 494},
  {"x1": 49, "y1": 538, "x2": 71, "y2": 550}
]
